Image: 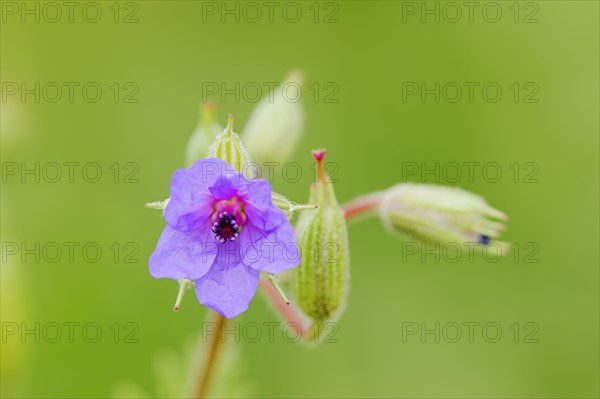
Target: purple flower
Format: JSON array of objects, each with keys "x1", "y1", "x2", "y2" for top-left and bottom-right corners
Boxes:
[{"x1": 149, "y1": 158, "x2": 300, "y2": 318}]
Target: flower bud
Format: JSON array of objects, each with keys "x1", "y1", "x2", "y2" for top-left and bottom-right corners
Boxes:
[
  {"x1": 379, "y1": 183, "x2": 509, "y2": 250},
  {"x1": 185, "y1": 102, "x2": 223, "y2": 166},
  {"x1": 207, "y1": 114, "x2": 251, "y2": 172},
  {"x1": 294, "y1": 150, "x2": 350, "y2": 325},
  {"x1": 242, "y1": 70, "x2": 305, "y2": 163}
]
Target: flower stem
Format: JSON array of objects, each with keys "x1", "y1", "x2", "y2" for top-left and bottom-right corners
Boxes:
[
  {"x1": 342, "y1": 192, "x2": 384, "y2": 221},
  {"x1": 195, "y1": 311, "x2": 227, "y2": 399}
]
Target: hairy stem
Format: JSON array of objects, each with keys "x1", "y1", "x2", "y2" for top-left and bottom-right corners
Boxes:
[
  {"x1": 342, "y1": 192, "x2": 383, "y2": 221},
  {"x1": 195, "y1": 311, "x2": 227, "y2": 399}
]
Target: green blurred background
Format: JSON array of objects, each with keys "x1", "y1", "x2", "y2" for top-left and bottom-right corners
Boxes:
[{"x1": 1, "y1": 1, "x2": 598, "y2": 398}]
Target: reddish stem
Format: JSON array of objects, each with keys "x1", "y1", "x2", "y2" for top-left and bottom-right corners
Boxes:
[
  {"x1": 260, "y1": 279, "x2": 309, "y2": 337},
  {"x1": 342, "y1": 192, "x2": 383, "y2": 221}
]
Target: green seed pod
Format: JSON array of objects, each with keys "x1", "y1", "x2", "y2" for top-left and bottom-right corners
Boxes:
[
  {"x1": 207, "y1": 114, "x2": 251, "y2": 172},
  {"x1": 294, "y1": 150, "x2": 350, "y2": 327},
  {"x1": 379, "y1": 183, "x2": 509, "y2": 251},
  {"x1": 243, "y1": 70, "x2": 305, "y2": 164}
]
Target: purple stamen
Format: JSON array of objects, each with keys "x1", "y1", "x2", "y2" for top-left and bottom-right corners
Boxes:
[{"x1": 212, "y1": 212, "x2": 240, "y2": 243}]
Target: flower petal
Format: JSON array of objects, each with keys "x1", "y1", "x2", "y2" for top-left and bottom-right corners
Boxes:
[
  {"x1": 195, "y1": 251, "x2": 260, "y2": 318},
  {"x1": 209, "y1": 174, "x2": 249, "y2": 200},
  {"x1": 244, "y1": 179, "x2": 287, "y2": 231},
  {"x1": 149, "y1": 223, "x2": 218, "y2": 280},
  {"x1": 164, "y1": 192, "x2": 213, "y2": 231},
  {"x1": 165, "y1": 158, "x2": 233, "y2": 231},
  {"x1": 239, "y1": 223, "x2": 300, "y2": 274}
]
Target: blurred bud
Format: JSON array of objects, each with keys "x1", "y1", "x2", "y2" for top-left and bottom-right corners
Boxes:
[
  {"x1": 242, "y1": 70, "x2": 305, "y2": 163},
  {"x1": 379, "y1": 183, "x2": 509, "y2": 250},
  {"x1": 208, "y1": 114, "x2": 251, "y2": 172},
  {"x1": 294, "y1": 150, "x2": 350, "y2": 328},
  {"x1": 185, "y1": 102, "x2": 223, "y2": 166}
]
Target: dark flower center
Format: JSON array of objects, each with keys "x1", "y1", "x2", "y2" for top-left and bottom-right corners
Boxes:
[{"x1": 212, "y1": 212, "x2": 239, "y2": 243}]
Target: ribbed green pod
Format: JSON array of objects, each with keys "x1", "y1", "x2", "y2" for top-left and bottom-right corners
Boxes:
[
  {"x1": 294, "y1": 151, "x2": 350, "y2": 326},
  {"x1": 207, "y1": 114, "x2": 250, "y2": 172},
  {"x1": 378, "y1": 183, "x2": 509, "y2": 250}
]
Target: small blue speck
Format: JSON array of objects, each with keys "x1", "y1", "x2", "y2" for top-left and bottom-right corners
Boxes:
[{"x1": 478, "y1": 235, "x2": 491, "y2": 245}]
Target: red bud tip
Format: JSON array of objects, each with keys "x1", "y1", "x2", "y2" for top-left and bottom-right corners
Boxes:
[
  {"x1": 312, "y1": 149, "x2": 327, "y2": 182},
  {"x1": 173, "y1": 306, "x2": 179, "y2": 312},
  {"x1": 311, "y1": 149, "x2": 326, "y2": 162}
]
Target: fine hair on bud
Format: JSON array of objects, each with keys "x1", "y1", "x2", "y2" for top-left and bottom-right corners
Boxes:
[{"x1": 294, "y1": 150, "x2": 350, "y2": 335}]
